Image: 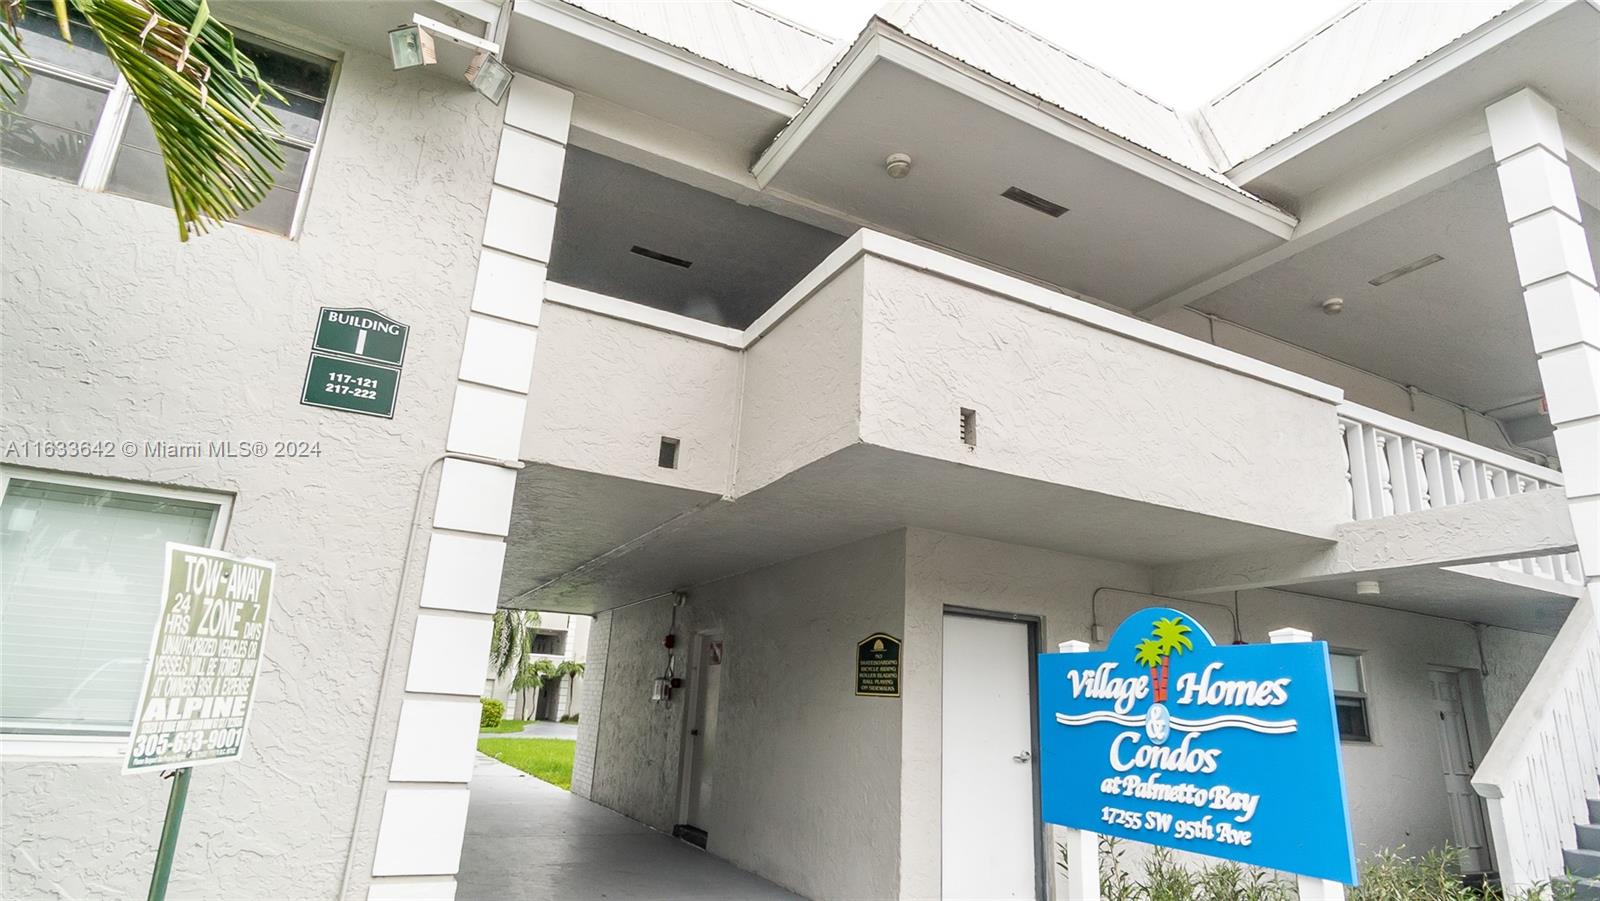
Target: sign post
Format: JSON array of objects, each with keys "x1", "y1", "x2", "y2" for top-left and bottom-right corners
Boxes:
[
  {"x1": 125, "y1": 544, "x2": 276, "y2": 901},
  {"x1": 1039, "y1": 607, "x2": 1356, "y2": 892}
]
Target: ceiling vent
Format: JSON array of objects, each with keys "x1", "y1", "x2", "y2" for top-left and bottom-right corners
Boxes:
[
  {"x1": 1368, "y1": 254, "x2": 1443, "y2": 287},
  {"x1": 1001, "y1": 186, "x2": 1068, "y2": 218},
  {"x1": 631, "y1": 245, "x2": 693, "y2": 269}
]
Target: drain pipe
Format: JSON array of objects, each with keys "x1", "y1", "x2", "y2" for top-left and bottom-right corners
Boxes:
[{"x1": 336, "y1": 451, "x2": 524, "y2": 900}]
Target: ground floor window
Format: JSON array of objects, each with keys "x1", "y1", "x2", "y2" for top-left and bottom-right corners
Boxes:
[
  {"x1": 0, "y1": 470, "x2": 229, "y2": 736},
  {"x1": 1330, "y1": 650, "x2": 1372, "y2": 742}
]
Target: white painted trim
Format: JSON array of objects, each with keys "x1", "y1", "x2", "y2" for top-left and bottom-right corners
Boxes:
[
  {"x1": 753, "y1": 23, "x2": 1296, "y2": 238},
  {"x1": 1336, "y1": 401, "x2": 1563, "y2": 482},
  {"x1": 0, "y1": 733, "x2": 127, "y2": 760},
  {"x1": 1223, "y1": 0, "x2": 1573, "y2": 183},
  {"x1": 510, "y1": 0, "x2": 805, "y2": 117},
  {"x1": 543, "y1": 282, "x2": 744, "y2": 348}
]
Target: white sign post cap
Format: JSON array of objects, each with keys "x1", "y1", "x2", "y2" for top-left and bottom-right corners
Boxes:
[{"x1": 1268, "y1": 627, "x2": 1314, "y2": 644}]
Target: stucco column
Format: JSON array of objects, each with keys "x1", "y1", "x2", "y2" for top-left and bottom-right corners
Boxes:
[
  {"x1": 363, "y1": 74, "x2": 573, "y2": 901},
  {"x1": 1485, "y1": 89, "x2": 1600, "y2": 591}
]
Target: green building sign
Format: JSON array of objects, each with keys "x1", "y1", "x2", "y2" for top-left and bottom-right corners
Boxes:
[
  {"x1": 301, "y1": 353, "x2": 401, "y2": 418},
  {"x1": 312, "y1": 307, "x2": 408, "y2": 366},
  {"x1": 301, "y1": 307, "x2": 408, "y2": 418},
  {"x1": 856, "y1": 633, "x2": 901, "y2": 697}
]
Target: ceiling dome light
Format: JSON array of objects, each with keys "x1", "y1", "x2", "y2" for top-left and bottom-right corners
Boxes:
[
  {"x1": 885, "y1": 153, "x2": 912, "y2": 179},
  {"x1": 1322, "y1": 297, "x2": 1345, "y2": 315},
  {"x1": 1356, "y1": 580, "x2": 1380, "y2": 596}
]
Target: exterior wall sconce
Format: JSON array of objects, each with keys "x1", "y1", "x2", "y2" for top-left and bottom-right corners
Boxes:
[
  {"x1": 467, "y1": 52, "x2": 514, "y2": 105},
  {"x1": 388, "y1": 23, "x2": 436, "y2": 70}
]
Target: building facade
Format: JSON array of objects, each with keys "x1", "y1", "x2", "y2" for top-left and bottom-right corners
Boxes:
[
  {"x1": 483, "y1": 612, "x2": 590, "y2": 721},
  {"x1": 1, "y1": 1, "x2": 1598, "y2": 900}
]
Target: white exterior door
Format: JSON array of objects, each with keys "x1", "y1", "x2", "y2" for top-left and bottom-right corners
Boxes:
[
  {"x1": 685, "y1": 635, "x2": 723, "y2": 829},
  {"x1": 942, "y1": 613, "x2": 1039, "y2": 899},
  {"x1": 1430, "y1": 669, "x2": 1489, "y2": 872}
]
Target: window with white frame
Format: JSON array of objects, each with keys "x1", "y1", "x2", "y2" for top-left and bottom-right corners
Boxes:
[
  {"x1": 1330, "y1": 650, "x2": 1372, "y2": 742},
  {"x1": 0, "y1": 471, "x2": 229, "y2": 736},
  {"x1": 0, "y1": 6, "x2": 334, "y2": 236}
]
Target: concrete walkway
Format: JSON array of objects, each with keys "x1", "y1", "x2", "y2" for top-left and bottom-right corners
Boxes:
[
  {"x1": 477, "y1": 720, "x2": 577, "y2": 740},
  {"x1": 457, "y1": 755, "x2": 802, "y2": 901}
]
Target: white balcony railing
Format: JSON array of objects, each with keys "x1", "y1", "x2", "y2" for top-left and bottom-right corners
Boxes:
[
  {"x1": 1472, "y1": 591, "x2": 1600, "y2": 891},
  {"x1": 1337, "y1": 403, "x2": 1581, "y2": 585}
]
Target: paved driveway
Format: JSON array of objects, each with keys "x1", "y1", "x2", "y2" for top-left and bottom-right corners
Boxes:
[{"x1": 457, "y1": 755, "x2": 802, "y2": 900}]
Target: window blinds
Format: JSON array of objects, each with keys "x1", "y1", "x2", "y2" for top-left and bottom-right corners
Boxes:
[{"x1": 0, "y1": 479, "x2": 218, "y2": 734}]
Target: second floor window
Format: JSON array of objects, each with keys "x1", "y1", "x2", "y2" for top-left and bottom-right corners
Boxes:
[{"x1": 1, "y1": 8, "x2": 334, "y2": 237}]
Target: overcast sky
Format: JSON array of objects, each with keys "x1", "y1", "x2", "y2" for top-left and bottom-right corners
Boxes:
[{"x1": 756, "y1": 0, "x2": 1351, "y2": 109}]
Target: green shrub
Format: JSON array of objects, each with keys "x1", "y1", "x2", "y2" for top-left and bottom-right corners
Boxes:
[
  {"x1": 1055, "y1": 838, "x2": 1573, "y2": 901},
  {"x1": 480, "y1": 697, "x2": 505, "y2": 729},
  {"x1": 559, "y1": 714, "x2": 579, "y2": 724}
]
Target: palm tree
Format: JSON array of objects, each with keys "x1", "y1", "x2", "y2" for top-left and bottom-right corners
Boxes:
[
  {"x1": 515, "y1": 658, "x2": 558, "y2": 721},
  {"x1": 552, "y1": 660, "x2": 585, "y2": 719},
  {"x1": 2, "y1": 0, "x2": 286, "y2": 239},
  {"x1": 1149, "y1": 616, "x2": 1194, "y2": 702},
  {"x1": 489, "y1": 608, "x2": 540, "y2": 683},
  {"x1": 1134, "y1": 638, "x2": 1164, "y2": 701}
]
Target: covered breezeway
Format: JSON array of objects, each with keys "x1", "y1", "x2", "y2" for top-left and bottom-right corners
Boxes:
[{"x1": 456, "y1": 755, "x2": 800, "y2": 901}]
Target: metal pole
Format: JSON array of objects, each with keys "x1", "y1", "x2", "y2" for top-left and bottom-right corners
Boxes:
[{"x1": 147, "y1": 768, "x2": 192, "y2": 901}]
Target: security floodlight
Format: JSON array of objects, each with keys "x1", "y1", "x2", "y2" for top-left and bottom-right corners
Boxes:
[
  {"x1": 467, "y1": 52, "x2": 513, "y2": 105},
  {"x1": 388, "y1": 23, "x2": 436, "y2": 70}
]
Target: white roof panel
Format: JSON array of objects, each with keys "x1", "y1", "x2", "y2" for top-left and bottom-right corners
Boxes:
[
  {"x1": 1202, "y1": 0, "x2": 1520, "y2": 168},
  {"x1": 561, "y1": 0, "x2": 841, "y2": 97},
  {"x1": 877, "y1": 0, "x2": 1225, "y2": 182}
]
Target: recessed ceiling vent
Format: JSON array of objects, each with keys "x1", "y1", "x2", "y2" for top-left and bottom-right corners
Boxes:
[
  {"x1": 631, "y1": 245, "x2": 693, "y2": 269},
  {"x1": 1001, "y1": 186, "x2": 1068, "y2": 218},
  {"x1": 1368, "y1": 253, "x2": 1443, "y2": 286}
]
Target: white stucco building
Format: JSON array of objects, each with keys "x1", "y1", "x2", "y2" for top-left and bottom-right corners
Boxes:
[
  {"x1": 483, "y1": 612, "x2": 590, "y2": 721},
  {"x1": 2, "y1": 1, "x2": 1598, "y2": 899}
]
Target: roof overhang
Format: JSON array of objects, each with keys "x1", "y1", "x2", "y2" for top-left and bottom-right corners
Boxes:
[
  {"x1": 1223, "y1": 0, "x2": 1600, "y2": 205},
  {"x1": 505, "y1": 0, "x2": 804, "y2": 151},
  {"x1": 748, "y1": 21, "x2": 1298, "y2": 311}
]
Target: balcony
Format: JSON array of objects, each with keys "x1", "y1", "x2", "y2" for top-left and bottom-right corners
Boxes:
[
  {"x1": 1339, "y1": 403, "x2": 1582, "y2": 586},
  {"x1": 503, "y1": 230, "x2": 1577, "y2": 620}
]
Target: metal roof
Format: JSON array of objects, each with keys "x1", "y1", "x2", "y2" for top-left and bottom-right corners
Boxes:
[
  {"x1": 875, "y1": 0, "x2": 1227, "y2": 184},
  {"x1": 560, "y1": 0, "x2": 842, "y2": 97},
  {"x1": 1200, "y1": 0, "x2": 1521, "y2": 169}
]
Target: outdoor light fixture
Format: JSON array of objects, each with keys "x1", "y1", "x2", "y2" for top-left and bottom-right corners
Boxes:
[
  {"x1": 1368, "y1": 253, "x2": 1444, "y2": 287},
  {"x1": 467, "y1": 51, "x2": 513, "y2": 104},
  {"x1": 1356, "y1": 580, "x2": 1381, "y2": 596},
  {"x1": 1322, "y1": 296, "x2": 1345, "y2": 315},
  {"x1": 388, "y1": 23, "x2": 436, "y2": 69},
  {"x1": 885, "y1": 152, "x2": 912, "y2": 178}
]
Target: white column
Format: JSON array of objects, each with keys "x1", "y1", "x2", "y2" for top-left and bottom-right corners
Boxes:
[
  {"x1": 1486, "y1": 89, "x2": 1600, "y2": 591},
  {"x1": 365, "y1": 74, "x2": 573, "y2": 901}
]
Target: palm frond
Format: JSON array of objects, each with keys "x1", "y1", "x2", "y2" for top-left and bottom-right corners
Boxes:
[
  {"x1": 0, "y1": 1, "x2": 32, "y2": 105},
  {"x1": 68, "y1": 0, "x2": 286, "y2": 239}
]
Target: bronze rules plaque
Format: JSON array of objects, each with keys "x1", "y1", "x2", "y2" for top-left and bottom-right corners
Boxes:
[{"x1": 856, "y1": 633, "x2": 901, "y2": 697}]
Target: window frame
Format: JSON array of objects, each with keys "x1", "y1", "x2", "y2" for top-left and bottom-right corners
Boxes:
[
  {"x1": 1329, "y1": 648, "x2": 1374, "y2": 744},
  {"x1": 0, "y1": 466, "x2": 233, "y2": 760},
  {"x1": 5, "y1": 20, "x2": 339, "y2": 239}
]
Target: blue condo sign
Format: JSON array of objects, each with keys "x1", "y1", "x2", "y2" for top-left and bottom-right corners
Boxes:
[{"x1": 1039, "y1": 608, "x2": 1358, "y2": 885}]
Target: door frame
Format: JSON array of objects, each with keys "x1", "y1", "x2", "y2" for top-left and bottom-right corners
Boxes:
[
  {"x1": 675, "y1": 629, "x2": 724, "y2": 830},
  {"x1": 943, "y1": 606, "x2": 1047, "y2": 901}
]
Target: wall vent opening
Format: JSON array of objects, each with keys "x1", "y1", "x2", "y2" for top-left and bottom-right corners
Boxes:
[
  {"x1": 1367, "y1": 253, "x2": 1443, "y2": 286},
  {"x1": 960, "y1": 408, "x2": 978, "y2": 447},
  {"x1": 658, "y1": 437, "x2": 680, "y2": 469},
  {"x1": 1001, "y1": 186, "x2": 1068, "y2": 218},
  {"x1": 631, "y1": 245, "x2": 693, "y2": 268}
]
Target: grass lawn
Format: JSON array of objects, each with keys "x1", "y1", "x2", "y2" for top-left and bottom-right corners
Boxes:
[
  {"x1": 478, "y1": 738, "x2": 575, "y2": 790},
  {"x1": 480, "y1": 718, "x2": 529, "y2": 734}
]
